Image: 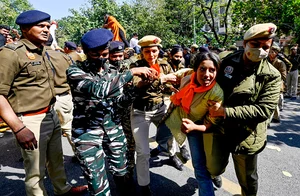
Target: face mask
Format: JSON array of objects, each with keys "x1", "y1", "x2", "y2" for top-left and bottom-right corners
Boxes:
[
  {"x1": 171, "y1": 59, "x2": 181, "y2": 65},
  {"x1": 245, "y1": 43, "x2": 268, "y2": 62},
  {"x1": 89, "y1": 58, "x2": 108, "y2": 72}
]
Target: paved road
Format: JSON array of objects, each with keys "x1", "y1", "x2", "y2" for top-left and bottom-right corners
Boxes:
[{"x1": 1, "y1": 97, "x2": 300, "y2": 195}]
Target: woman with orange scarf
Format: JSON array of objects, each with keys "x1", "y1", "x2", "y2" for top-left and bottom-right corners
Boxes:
[
  {"x1": 103, "y1": 14, "x2": 130, "y2": 47},
  {"x1": 156, "y1": 52, "x2": 229, "y2": 196}
]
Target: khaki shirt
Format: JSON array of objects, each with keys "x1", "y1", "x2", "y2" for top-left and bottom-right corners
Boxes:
[
  {"x1": 45, "y1": 47, "x2": 71, "y2": 95},
  {"x1": 0, "y1": 39, "x2": 56, "y2": 113},
  {"x1": 67, "y1": 51, "x2": 83, "y2": 63}
]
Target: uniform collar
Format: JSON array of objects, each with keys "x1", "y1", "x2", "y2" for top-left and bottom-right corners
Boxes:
[{"x1": 20, "y1": 38, "x2": 45, "y2": 54}]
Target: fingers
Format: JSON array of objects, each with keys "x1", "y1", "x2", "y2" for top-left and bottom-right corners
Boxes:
[
  {"x1": 207, "y1": 100, "x2": 218, "y2": 106},
  {"x1": 32, "y1": 138, "x2": 38, "y2": 149}
]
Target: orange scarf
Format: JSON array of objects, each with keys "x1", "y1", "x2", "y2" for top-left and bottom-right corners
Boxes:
[
  {"x1": 170, "y1": 73, "x2": 216, "y2": 114},
  {"x1": 150, "y1": 63, "x2": 160, "y2": 75}
]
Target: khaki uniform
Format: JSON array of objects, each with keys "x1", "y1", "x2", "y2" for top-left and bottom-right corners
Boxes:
[
  {"x1": 46, "y1": 48, "x2": 75, "y2": 152},
  {"x1": 0, "y1": 39, "x2": 71, "y2": 195},
  {"x1": 67, "y1": 50, "x2": 83, "y2": 63},
  {"x1": 130, "y1": 58, "x2": 173, "y2": 186}
]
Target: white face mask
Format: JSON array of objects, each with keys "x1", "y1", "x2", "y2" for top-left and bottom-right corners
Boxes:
[{"x1": 245, "y1": 43, "x2": 269, "y2": 62}]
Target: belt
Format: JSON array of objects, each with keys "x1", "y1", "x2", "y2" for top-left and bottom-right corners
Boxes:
[
  {"x1": 18, "y1": 105, "x2": 52, "y2": 116},
  {"x1": 134, "y1": 101, "x2": 164, "y2": 111},
  {"x1": 57, "y1": 91, "x2": 70, "y2": 97}
]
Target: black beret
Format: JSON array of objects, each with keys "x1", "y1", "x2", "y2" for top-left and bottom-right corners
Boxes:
[
  {"x1": 109, "y1": 41, "x2": 124, "y2": 53},
  {"x1": 16, "y1": 10, "x2": 50, "y2": 26},
  {"x1": 81, "y1": 28, "x2": 113, "y2": 50},
  {"x1": 64, "y1": 41, "x2": 77, "y2": 50}
]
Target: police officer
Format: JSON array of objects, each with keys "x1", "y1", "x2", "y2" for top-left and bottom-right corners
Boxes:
[
  {"x1": 64, "y1": 41, "x2": 83, "y2": 63},
  {"x1": 209, "y1": 23, "x2": 281, "y2": 196},
  {"x1": 189, "y1": 43, "x2": 199, "y2": 68},
  {"x1": 0, "y1": 10, "x2": 87, "y2": 195},
  {"x1": 130, "y1": 35, "x2": 179, "y2": 195},
  {"x1": 108, "y1": 40, "x2": 136, "y2": 176},
  {"x1": 268, "y1": 43, "x2": 287, "y2": 123},
  {"x1": 66, "y1": 28, "x2": 156, "y2": 196},
  {"x1": 44, "y1": 36, "x2": 76, "y2": 154}
]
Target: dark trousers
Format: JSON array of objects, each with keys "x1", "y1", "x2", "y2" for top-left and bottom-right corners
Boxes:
[
  {"x1": 119, "y1": 29, "x2": 129, "y2": 47},
  {"x1": 232, "y1": 153, "x2": 258, "y2": 196}
]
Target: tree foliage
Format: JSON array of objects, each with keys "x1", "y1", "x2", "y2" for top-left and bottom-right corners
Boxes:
[
  {"x1": 231, "y1": 0, "x2": 300, "y2": 43},
  {"x1": 0, "y1": 0, "x2": 33, "y2": 28},
  {"x1": 40, "y1": 0, "x2": 300, "y2": 48}
]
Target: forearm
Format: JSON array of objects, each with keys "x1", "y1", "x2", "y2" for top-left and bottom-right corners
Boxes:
[
  {"x1": 192, "y1": 124, "x2": 208, "y2": 132},
  {"x1": 0, "y1": 95, "x2": 25, "y2": 133}
]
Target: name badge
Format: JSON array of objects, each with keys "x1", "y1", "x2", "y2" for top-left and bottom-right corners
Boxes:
[{"x1": 32, "y1": 61, "x2": 42, "y2": 66}]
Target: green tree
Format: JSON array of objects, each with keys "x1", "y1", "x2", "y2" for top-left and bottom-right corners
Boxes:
[
  {"x1": 231, "y1": 0, "x2": 300, "y2": 44},
  {"x1": 0, "y1": 0, "x2": 33, "y2": 28}
]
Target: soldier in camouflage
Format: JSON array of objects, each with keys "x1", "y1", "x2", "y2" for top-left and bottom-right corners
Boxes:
[
  {"x1": 108, "y1": 41, "x2": 136, "y2": 176},
  {"x1": 66, "y1": 29, "x2": 157, "y2": 196}
]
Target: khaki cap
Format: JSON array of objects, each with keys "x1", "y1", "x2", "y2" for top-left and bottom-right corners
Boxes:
[
  {"x1": 271, "y1": 43, "x2": 281, "y2": 52},
  {"x1": 191, "y1": 44, "x2": 199, "y2": 48},
  {"x1": 244, "y1": 23, "x2": 277, "y2": 41},
  {"x1": 138, "y1": 35, "x2": 162, "y2": 48}
]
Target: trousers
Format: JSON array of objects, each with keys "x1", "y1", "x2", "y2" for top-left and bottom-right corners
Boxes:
[
  {"x1": 232, "y1": 153, "x2": 258, "y2": 196},
  {"x1": 18, "y1": 109, "x2": 71, "y2": 196},
  {"x1": 131, "y1": 104, "x2": 167, "y2": 186},
  {"x1": 73, "y1": 125, "x2": 127, "y2": 196},
  {"x1": 54, "y1": 93, "x2": 75, "y2": 152}
]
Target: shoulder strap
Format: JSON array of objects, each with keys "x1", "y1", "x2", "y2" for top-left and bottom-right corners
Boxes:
[{"x1": 4, "y1": 42, "x2": 24, "y2": 51}]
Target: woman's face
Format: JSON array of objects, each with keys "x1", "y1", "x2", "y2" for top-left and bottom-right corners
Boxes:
[
  {"x1": 172, "y1": 51, "x2": 183, "y2": 61},
  {"x1": 195, "y1": 59, "x2": 217, "y2": 87},
  {"x1": 142, "y1": 46, "x2": 159, "y2": 65}
]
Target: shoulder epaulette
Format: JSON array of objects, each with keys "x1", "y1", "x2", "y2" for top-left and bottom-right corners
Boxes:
[
  {"x1": 4, "y1": 42, "x2": 24, "y2": 51},
  {"x1": 158, "y1": 58, "x2": 169, "y2": 65}
]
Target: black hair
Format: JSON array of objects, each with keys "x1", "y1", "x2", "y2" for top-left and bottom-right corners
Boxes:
[
  {"x1": 170, "y1": 47, "x2": 183, "y2": 56},
  {"x1": 193, "y1": 52, "x2": 220, "y2": 72},
  {"x1": 0, "y1": 24, "x2": 10, "y2": 30}
]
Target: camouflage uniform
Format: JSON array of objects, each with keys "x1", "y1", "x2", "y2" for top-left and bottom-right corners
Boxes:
[
  {"x1": 67, "y1": 60, "x2": 136, "y2": 196},
  {"x1": 111, "y1": 59, "x2": 136, "y2": 175}
]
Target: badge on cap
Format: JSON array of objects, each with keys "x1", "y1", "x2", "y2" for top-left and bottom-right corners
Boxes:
[
  {"x1": 118, "y1": 45, "x2": 122, "y2": 50},
  {"x1": 26, "y1": 51, "x2": 35, "y2": 60},
  {"x1": 224, "y1": 66, "x2": 234, "y2": 79},
  {"x1": 153, "y1": 38, "x2": 159, "y2": 44},
  {"x1": 268, "y1": 27, "x2": 275, "y2": 34}
]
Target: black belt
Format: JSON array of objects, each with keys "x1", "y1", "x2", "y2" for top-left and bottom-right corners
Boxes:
[
  {"x1": 133, "y1": 101, "x2": 164, "y2": 111},
  {"x1": 57, "y1": 91, "x2": 69, "y2": 97}
]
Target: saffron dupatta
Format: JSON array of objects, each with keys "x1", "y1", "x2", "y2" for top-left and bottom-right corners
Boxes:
[{"x1": 170, "y1": 72, "x2": 216, "y2": 114}]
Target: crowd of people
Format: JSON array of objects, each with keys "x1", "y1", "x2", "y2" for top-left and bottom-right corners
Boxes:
[{"x1": 0, "y1": 9, "x2": 299, "y2": 196}]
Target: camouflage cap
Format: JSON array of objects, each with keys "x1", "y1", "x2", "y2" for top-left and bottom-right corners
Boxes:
[
  {"x1": 244, "y1": 23, "x2": 277, "y2": 41},
  {"x1": 138, "y1": 35, "x2": 162, "y2": 48}
]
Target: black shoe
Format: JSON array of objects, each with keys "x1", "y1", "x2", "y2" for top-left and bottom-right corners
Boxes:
[
  {"x1": 169, "y1": 155, "x2": 183, "y2": 171},
  {"x1": 271, "y1": 119, "x2": 281, "y2": 123},
  {"x1": 150, "y1": 147, "x2": 161, "y2": 158},
  {"x1": 140, "y1": 185, "x2": 152, "y2": 196},
  {"x1": 212, "y1": 176, "x2": 222, "y2": 188},
  {"x1": 180, "y1": 145, "x2": 191, "y2": 162},
  {"x1": 114, "y1": 174, "x2": 136, "y2": 196}
]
